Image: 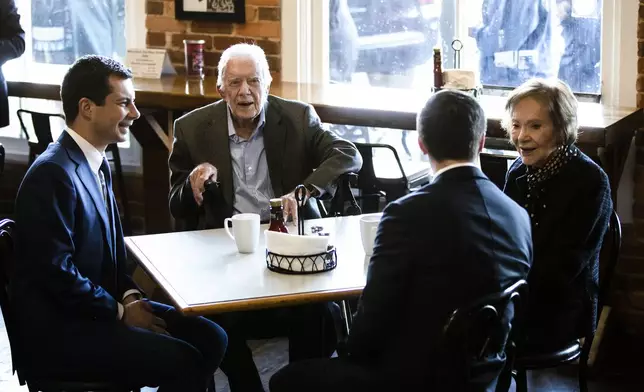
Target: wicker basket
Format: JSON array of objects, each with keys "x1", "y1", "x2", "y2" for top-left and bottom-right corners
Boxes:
[{"x1": 265, "y1": 246, "x2": 337, "y2": 275}]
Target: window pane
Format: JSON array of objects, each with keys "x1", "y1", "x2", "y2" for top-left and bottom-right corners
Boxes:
[
  {"x1": 469, "y1": 0, "x2": 601, "y2": 94},
  {"x1": 1, "y1": 0, "x2": 129, "y2": 145},
  {"x1": 3, "y1": 0, "x2": 126, "y2": 82},
  {"x1": 31, "y1": 0, "x2": 126, "y2": 65},
  {"x1": 329, "y1": 0, "x2": 441, "y2": 88},
  {"x1": 325, "y1": 124, "x2": 431, "y2": 185},
  {"x1": 328, "y1": 0, "x2": 602, "y2": 94}
]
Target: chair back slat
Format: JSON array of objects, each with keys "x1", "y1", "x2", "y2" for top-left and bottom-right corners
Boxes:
[
  {"x1": 442, "y1": 280, "x2": 528, "y2": 387},
  {"x1": 31, "y1": 112, "x2": 57, "y2": 147},
  {"x1": 325, "y1": 172, "x2": 362, "y2": 217},
  {"x1": 0, "y1": 219, "x2": 15, "y2": 312},
  {"x1": 354, "y1": 143, "x2": 408, "y2": 184},
  {"x1": 353, "y1": 142, "x2": 410, "y2": 213},
  {"x1": 0, "y1": 143, "x2": 5, "y2": 175},
  {"x1": 598, "y1": 209, "x2": 622, "y2": 312},
  {"x1": 16, "y1": 110, "x2": 65, "y2": 162}
]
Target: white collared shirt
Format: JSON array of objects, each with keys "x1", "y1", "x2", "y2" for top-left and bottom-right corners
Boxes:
[
  {"x1": 65, "y1": 127, "x2": 104, "y2": 192},
  {"x1": 65, "y1": 128, "x2": 140, "y2": 320},
  {"x1": 431, "y1": 162, "x2": 479, "y2": 183},
  {"x1": 226, "y1": 107, "x2": 274, "y2": 220}
]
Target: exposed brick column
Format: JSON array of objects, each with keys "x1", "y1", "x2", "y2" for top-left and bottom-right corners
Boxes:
[{"x1": 144, "y1": 0, "x2": 281, "y2": 80}]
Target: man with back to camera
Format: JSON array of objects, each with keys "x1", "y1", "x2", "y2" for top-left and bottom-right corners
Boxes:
[
  {"x1": 270, "y1": 90, "x2": 533, "y2": 392},
  {"x1": 11, "y1": 55, "x2": 227, "y2": 391}
]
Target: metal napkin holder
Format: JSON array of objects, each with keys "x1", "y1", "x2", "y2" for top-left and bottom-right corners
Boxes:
[
  {"x1": 265, "y1": 185, "x2": 338, "y2": 274},
  {"x1": 432, "y1": 39, "x2": 483, "y2": 99},
  {"x1": 265, "y1": 246, "x2": 338, "y2": 275}
]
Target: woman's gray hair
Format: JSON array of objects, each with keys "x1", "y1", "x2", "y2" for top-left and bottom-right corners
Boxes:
[
  {"x1": 501, "y1": 78, "x2": 579, "y2": 146},
  {"x1": 216, "y1": 43, "x2": 273, "y2": 91}
]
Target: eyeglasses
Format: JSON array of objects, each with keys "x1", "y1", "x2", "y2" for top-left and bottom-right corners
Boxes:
[{"x1": 227, "y1": 77, "x2": 262, "y2": 89}]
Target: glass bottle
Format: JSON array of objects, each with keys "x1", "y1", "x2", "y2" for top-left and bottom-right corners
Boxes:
[
  {"x1": 268, "y1": 198, "x2": 289, "y2": 233},
  {"x1": 433, "y1": 47, "x2": 443, "y2": 89}
]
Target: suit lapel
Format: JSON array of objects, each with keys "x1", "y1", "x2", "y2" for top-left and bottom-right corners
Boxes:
[
  {"x1": 207, "y1": 102, "x2": 234, "y2": 209},
  {"x1": 506, "y1": 163, "x2": 528, "y2": 199},
  {"x1": 263, "y1": 100, "x2": 285, "y2": 197},
  {"x1": 514, "y1": 175, "x2": 528, "y2": 201},
  {"x1": 60, "y1": 133, "x2": 115, "y2": 260}
]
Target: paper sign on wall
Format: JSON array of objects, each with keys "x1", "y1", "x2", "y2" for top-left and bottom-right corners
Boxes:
[{"x1": 126, "y1": 48, "x2": 177, "y2": 79}]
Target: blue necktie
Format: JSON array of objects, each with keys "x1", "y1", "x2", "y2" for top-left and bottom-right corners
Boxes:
[
  {"x1": 98, "y1": 158, "x2": 112, "y2": 216},
  {"x1": 99, "y1": 158, "x2": 115, "y2": 249},
  {"x1": 99, "y1": 158, "x2": 118, "y2": 293}
]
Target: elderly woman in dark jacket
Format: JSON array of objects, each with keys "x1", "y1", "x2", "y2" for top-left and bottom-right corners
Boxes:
[{"x1": 502, "y1": 78, "x2": 612, "y2": 352}]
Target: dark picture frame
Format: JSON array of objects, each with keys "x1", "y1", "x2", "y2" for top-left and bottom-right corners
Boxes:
[{"x1": 175, "y1": 0, "x2": 246, "y2": 23}]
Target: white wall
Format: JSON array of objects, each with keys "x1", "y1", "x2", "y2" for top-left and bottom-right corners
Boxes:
[{"x1": 611, "y1": 0, "x2": 638, "y2": 223}]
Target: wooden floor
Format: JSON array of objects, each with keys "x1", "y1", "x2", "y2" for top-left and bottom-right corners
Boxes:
[{"x1": 0, "y1": 308, "x2": 639, "y2": 392}]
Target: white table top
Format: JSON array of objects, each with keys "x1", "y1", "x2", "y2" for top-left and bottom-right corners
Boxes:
[{"x1": 125, "y1": 216, "x2": 370, "y2": 315}]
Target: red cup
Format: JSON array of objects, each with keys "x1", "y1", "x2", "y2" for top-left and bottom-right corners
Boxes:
[{"x1": 184, "y1": 39, "x2": 205, "y2": 79}]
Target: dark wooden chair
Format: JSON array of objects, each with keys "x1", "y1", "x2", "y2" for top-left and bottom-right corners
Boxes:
[
  {"x1": 353, "y1": 142, "x2": 409, "y2": 213},
  {"x1": 0, "y1": 218, "x2": 141, "y2": 391},
  {"x1": 0, "y1": 142, "x2": 5, "y2": 175},
  {"x1": 317, "y1": 172, "x2": 362, "y2": 218},
  {"x1": 443, "y1": 280, "x2": 528, "y2": 390},
  {"x1": 16, "y1": 109, "x2": 133, "y2": 235}
]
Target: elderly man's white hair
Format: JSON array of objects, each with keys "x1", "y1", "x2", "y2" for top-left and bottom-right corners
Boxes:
[{"x1": 216, "y1": 43, "x2": 273, "y2": 91}]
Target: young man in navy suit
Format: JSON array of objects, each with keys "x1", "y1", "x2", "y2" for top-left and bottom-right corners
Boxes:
[
  {"x1": 270, "y1": 90, "x2": 533, "y2": 391},
  {"x1": 11, "y1": 55, "x2": 227, "y2": 391}
]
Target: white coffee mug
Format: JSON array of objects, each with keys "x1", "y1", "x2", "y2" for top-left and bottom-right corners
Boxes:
[
  {"x1": 224, "y1": 213, "x2": 260, "y2": 253},
  {"x1": 360, "y1": 213, "x2": 383, "y2": 256}
]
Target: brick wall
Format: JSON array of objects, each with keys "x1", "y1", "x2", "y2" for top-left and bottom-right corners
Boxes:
[{"x1": 144, "y1": 0, "x2": 281, "y2": 80}]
